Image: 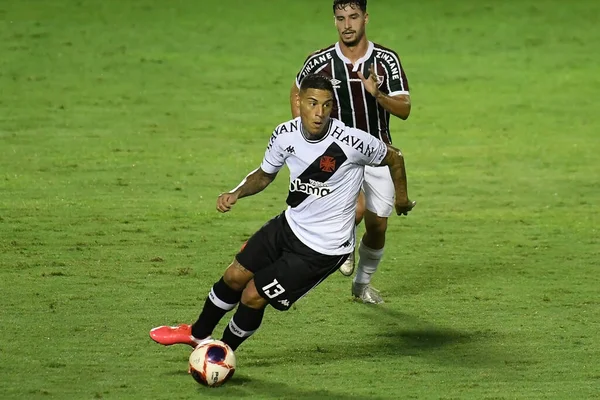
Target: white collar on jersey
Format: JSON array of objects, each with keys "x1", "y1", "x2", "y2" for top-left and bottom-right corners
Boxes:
[
  {"x1": 334, "y1": 41, "x2": 375, "y2": 72},
  {"x1": 300, "y1": 119, "x2": 333, "y2": 143}
]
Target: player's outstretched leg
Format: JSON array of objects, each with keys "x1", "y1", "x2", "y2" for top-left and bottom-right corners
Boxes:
[{"x1": 150, "y1": 276, "x2": 242, "y2": 347}]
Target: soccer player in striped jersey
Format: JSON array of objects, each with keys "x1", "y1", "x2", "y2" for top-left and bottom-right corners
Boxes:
[
  {"x1": 290, "y1": 0, "x2": 412, "y2": 304},
  {"x1": 149, "y1": 74, "x2": 415, "y2": 353}
]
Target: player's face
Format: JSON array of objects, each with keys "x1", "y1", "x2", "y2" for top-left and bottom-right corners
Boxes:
[
  {"x1": 297, "y1": 88, "x2": 334, "y2": 136},
  {"x1": 334, "y1": 5, "x2": 368, "y2": 46}
]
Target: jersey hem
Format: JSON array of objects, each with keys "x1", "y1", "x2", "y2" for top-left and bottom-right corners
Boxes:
[{"x1": 283, "y1": 210, "x2": 351, "y2": 256}]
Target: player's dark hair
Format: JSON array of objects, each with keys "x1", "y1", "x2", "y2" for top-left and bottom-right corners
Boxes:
[
  {"x1": 299, "y1": 74, "x2": 334, "y2": 95},
  {"x1": 333, "y1": 0, "x2": 367, "y2": 13}
]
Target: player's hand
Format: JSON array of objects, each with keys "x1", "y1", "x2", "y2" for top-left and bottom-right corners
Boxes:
[
  {"x1": 357, "y1": 64, "x2": 380, "y2": 98},
  {"x1": 395, "y1": 199, "x2": 416, "y2": 216},
  {"x1": 216, "y1": 192, "x2": 238, "y2": 213}
]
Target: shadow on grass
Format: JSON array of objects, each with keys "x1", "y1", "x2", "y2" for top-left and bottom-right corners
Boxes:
[
  {"x1": 361, "y1": 306, "x2": 481, "y2": 350},
  {"x1": 241, "y1": 306, "x2": 499, "y2": 369}
]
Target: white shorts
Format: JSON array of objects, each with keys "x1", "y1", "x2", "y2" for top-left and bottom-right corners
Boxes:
[{"x1": 363, "y1": 165, "x2": 394, "y2": 218}]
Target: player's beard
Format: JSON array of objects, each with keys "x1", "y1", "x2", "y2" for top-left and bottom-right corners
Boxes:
[{"x1": 341, "y1": 29, "x2": 364, "y2": 47}]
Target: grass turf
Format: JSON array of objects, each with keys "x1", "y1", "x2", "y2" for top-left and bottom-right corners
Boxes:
[{"x1": 1, "y1": 0, "x2": 598, "y2": 399}]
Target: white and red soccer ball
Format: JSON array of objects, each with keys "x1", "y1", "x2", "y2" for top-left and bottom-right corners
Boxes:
[{"x1": 188, "y1": 340, "x2": 236, "y2": 387}]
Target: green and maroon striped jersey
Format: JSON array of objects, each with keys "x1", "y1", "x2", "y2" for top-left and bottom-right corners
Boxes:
[{"x1": 295, "y1": 41, "x2": 409, "y2": 144}]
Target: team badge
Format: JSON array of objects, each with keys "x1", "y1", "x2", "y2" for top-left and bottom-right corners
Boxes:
[{"x1": 319, "y1": 156, "x2": 336, "y2": 173}]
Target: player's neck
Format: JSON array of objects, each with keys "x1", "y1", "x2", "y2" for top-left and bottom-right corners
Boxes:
[
  {"x1": 301, "y1": 120, "x2": 330, "y2": 141},
  {"x1": 338, "y1": 37, "x2": 369, "y2": 64}
]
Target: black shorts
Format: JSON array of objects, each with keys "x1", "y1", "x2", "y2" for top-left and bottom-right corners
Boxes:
[{"x1": 236, "y1": 212, "x2": 349, "y2": 311}]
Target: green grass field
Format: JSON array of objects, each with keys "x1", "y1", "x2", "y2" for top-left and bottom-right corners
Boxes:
[{"x1": 1, "y1": 0, "x2": 599, "y2": 399}]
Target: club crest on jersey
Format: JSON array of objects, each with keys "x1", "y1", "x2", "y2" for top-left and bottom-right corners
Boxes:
[
  {"x1": 319, "y1": 156, "x2": 336, "y2": 173},
  {"x1": 330, "y1": 78, "x2": 342, "y2": 88}
]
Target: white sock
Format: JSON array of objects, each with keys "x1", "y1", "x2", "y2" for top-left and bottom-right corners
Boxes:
[{"x1": 353, "y1": 239, "x2": 384, "y2": 285}]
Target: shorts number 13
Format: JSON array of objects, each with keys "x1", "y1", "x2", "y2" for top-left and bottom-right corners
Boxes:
[{"x1": 261, "y1": 279, "x2": 286, "y2": 299}]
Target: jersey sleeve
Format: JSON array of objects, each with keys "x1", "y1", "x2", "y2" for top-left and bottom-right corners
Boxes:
[
  {"x1": 295, "y1": 52, "x2": 314, "y2": 88},
  {"x1": 260, "y1": 130, "x2": 286, "y2": 174},
  {"x1": 349, "y1": 128, "x2": 388, "y2": 166},
  {"x1": 295, "y1": 48, "x2": 332, "y2": 88},
  {"x1": 378, "y1": 49, "x2": 410, "y2": 97}
]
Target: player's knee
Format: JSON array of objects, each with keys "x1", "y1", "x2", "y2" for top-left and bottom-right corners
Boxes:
[
  {"x1": 223, "y1": 260, "x2": 253, "y2": 292},
  {"x1": 364, "y1": 211, "x2": 388, "y2": 237},
  {"x1": 241, "y1": 280, "x2": 268, "y2": 309}
]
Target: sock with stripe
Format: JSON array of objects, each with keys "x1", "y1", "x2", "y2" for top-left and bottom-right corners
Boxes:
[
  {"x1": 220, "y1": 303, "x2": 265, "y2": 351},
  {"x1": 191, "y1": 278, "x2": 242, "y2": 339}
]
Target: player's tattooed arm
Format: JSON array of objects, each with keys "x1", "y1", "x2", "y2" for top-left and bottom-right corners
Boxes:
[
  {"x1": 380, "y1": 145, "x2": 408, "y2": 201},
  {"x1": 232, "y1": 167, "x2": 277, "y2": 198},
  {"x1": 380, "y1": 145, "x2": 416, "y2": 216},
  {"x1": 216, "y1": 168, "x2": 278, "y2": 213}
]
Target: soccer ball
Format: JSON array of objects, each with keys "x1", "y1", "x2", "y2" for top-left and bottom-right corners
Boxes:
[{"x1": 188, "y1": 340, "x2": 236, "y2": 387}]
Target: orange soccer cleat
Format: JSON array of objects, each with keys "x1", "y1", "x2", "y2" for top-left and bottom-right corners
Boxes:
[{"x1": 149, "y1": 324, "x2": 211, "y2": 348}]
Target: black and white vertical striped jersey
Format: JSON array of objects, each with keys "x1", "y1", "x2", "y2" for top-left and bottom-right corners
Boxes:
[
  {"x1": 260, "y1": 117, "x2": 388, "y2": 255},
  {"x1": 295, "y1": 41, "x2": 409, "y2": 144}
]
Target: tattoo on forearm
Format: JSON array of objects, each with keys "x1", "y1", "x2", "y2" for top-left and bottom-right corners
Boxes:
[
  {"x1": 384, "y1": 146, "x2": 408, "y2": 200},
  {"x1": 231, "y1": 168, "x2": 276, "y2": 199}
]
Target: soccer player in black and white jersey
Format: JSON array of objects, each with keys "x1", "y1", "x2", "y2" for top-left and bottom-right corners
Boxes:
[
  {"x1": 290, "y1": 0, "x2": 411, "y2": 304},
  {"x1": 149, "y1": 74, "x2": 415, "y2": 353}
]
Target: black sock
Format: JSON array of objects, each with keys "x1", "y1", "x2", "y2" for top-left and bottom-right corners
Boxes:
[
  {"x1": 191, "y1": 278, "x2": 242, "y2": 339},
  {"x1": 221, "y1": 303, "x2": 265, "y2": 351}
]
